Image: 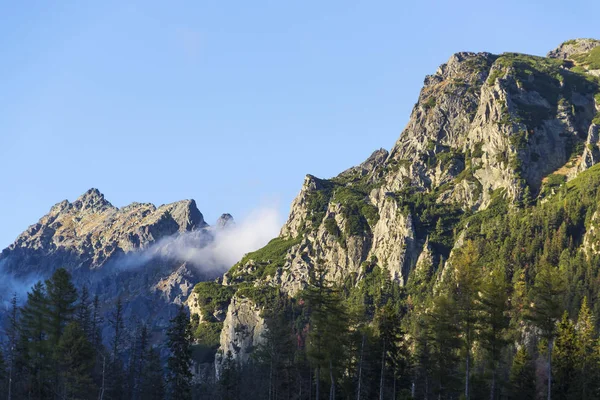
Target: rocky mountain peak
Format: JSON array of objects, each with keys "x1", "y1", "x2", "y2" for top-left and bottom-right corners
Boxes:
[
  {"x1": 547, "y1": 38, "x2": 600, "y2": 60},
  {"x1": 72, "y1": 188, "x2": 115, "y2": 213},
  {"x1": 157, "y1": 199, "x2": 207, "y2": 232},
  {"x1": 216, "y1": 213, "x2": 235, "y2": 229}
]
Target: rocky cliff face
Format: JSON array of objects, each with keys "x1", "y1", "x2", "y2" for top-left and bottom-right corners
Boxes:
[
  {"x1": 222, "y1": 39, "x2": 600, "y2": 295},
  {"x1": 0, "y1": 188, "x2": 230, "y2": 341},
  {"x1": 214, "y1": 295, "x2": 266, "y2": 377},
  {"x1": 202, "y1": 39, "x2": 600, "y2": 372}
]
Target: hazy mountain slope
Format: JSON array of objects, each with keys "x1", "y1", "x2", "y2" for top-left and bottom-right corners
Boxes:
[{"x1": 0, "y1": 188, "x2": 230, "y2": 339}]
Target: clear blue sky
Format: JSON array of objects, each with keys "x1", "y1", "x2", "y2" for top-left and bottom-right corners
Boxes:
[{"x1": 1, "y1": 0, "x2": 598, "y2": 249}]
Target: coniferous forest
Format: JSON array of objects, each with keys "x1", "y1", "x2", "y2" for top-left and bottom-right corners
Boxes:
[{"x1": 5, "y1": 167, "x2": 600, "y2": 400}]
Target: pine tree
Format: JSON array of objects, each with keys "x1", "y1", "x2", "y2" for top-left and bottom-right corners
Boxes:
[
  {"x1": 218, "y1": 351, "x2": 240, "y2": 400},
  {"x1": 166, "y1": 305, "x2": 193, "y2": 400},
  {"x1": 107, "y1": 297, "x2": 126, "y2": 400},
  {"x1": 410, "y1": 307, "x2": 433, "y2": 400},
  {"x1": 45, "y1": 267, "x2": 78, "y2": 345},
  {"x1": 452, "y1": 241, "x2": 482, "y2": 400},
  {"x1": 56, "y1": 321, "x2": 96, "y2": 398},
  {"x1": 428, "y1": 293, "x2": 461, "y2": 399},
  {"x1": 552, "y1": 312, "x2": 578, "y2": 400},
  {"x1": 90, "y1": 294, "x2": 103, "y2": 347},
  {"x1": 577, "y1": 297, "x2": 598, "y2": 399},
  {"x1": 129, "y1": 324, "x2": 150, "y2": 400},
  {"x1": 304, "y1": 264, "x2": 350, "y2": 400},
  {"x1": 255, "y1": 298, "x2": 295, "y2": 400},
  {"x1": 478, "y1": 267, "x2": 510, "y2": 400},
  {"x1": 375, "y1": 303, "x2": 406, "y2": 400},
  {"x1": 19, "y1": 281, "x2": 51, "y2": 399},
  {"x1": 525, "y1": 263, "x2": 566, "y2": 400},
  {"x1": 76, "y1": 285, "x2": 92, "y2": 337},
  {"x1": 509, "y1": 347, "x2": 535, "y2": 400},
  {"x1": 139, "y1": 348, "x2": 165, "y2": 400}
]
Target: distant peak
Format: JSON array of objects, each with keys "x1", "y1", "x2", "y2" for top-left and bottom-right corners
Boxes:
[
  {"x1": 159, "y1": 199, "x2": 207, "y2": 231},
  {"x1": 73, "y1": 188, "x2": 114, "y2": 212},
  {"x1": 547, "y1": 38, "x2": 600, "y2": 60},
  {"x1": 216, "y1": 213, "x2": 235, "y2": 229}
]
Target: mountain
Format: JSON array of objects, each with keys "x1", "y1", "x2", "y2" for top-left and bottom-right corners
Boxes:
[
  {"x1": 3, "y1": 37, "x2": 600, "y2": 398},
  {"x1": 0, "y1": 188, "x2": 232, "y2": 339},
  {"x1": 184, "y1": 38, "x2": 600, "y2": 377}
]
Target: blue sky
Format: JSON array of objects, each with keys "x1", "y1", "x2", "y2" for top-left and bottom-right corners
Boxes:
[{"x1": 1, "y1": 0, "x2": 599, "y2": 248}]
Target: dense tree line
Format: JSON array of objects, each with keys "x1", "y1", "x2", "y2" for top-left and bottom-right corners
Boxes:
[
  {"x1": 6, "y1": 170, "x2": 600, "y2": 399},
  {"x1": 0, "y1": 268, "x2": 192, "y2": 400}
]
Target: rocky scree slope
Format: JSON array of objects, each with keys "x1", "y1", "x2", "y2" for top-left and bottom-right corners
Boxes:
[
  {"x1": 0, "y1": 188, "x2": 232, "y2": 339},
  {"x1": 190, "y1": 39, "x2": 600, "y2": 372}
]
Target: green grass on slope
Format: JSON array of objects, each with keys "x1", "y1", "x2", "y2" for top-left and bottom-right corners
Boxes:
[
  {"x1": 227, "y1": 236, "x2": 302, "y2": 280},
  {"x1": 572, "y1": 46, "x2": 600, "y2": 70},
  {"x1": 192, "y1": 281, "x2": 236, "y2": 320}
]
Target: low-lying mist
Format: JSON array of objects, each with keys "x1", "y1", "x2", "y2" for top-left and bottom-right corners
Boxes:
[
  {"x1": 0, "y1": 204, "x2": 284, "y2": 309},
  {"x1": 120, "y1": 205, "x2": 283, "y2": 273}
]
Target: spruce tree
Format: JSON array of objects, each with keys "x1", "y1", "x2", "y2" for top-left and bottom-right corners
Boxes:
[
  {"x1": 428, "y1": 293, "x2": 461, "y2": 399},
  {"x1": 255, "y1": 298, "x2": 295, "y2": 400},
  {"x1": 452, "y1": 241, "x2": 481, "y2": 400},
  {"x1": 76, "y1": 285, "x2": 92, "y2": 336},
  {"x1": 509, "y1": 347, "x2": 535, "y2": 400},
  {"x1": 525, "y1": 263, "x2": 566, "y2": 400},
  {"x1": 166, "y1": 305, "x2": 193, "y2": 400},
  {"x1": 20, "y1": 281, "x2": 51, "y2": 398},
  {"x1": 140, "y1": 348, "x2": 165, "y2": 400},
  {"x1": 45, "y1": 267, "x2": 78, "y2": 345},
  {"x1": 478, "y1": 266, "x2": 510, "y2": 400},
  {"x1": 304, "y1": 264, "x2": 350, "y2": 400},
  {"x1": 107, "y1": 297, "x2": 126, "y2": 400},
  {"x1": 576, "y1": 297, "x2": 598, "y2": 399},
  {"x1": 552, "y1": 313, "x2": 578, "y2": 400},
  {"x1": 56, "y1": 321, "x2": 96, "y2": 398}
]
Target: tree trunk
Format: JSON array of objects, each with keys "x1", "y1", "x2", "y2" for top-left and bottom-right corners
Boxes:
[
  {"x1": 316, "y1": 366, "x2": 320, "y2": 400},
  {"x1": 99, "y1": 354, "x2": 106, "y2": 400},
  {"x1": 379, "y1": 339, "x2": 386, "y2": 400},
  {"x1": 8, "y1": 357, "x2": 12, "y2": 400},
  {"x1": 465, "y1": 351, "x2": 470, "y2": 400},
  {"x1": 548, "y1": 340, "x2": 553, "y2": 400},
  {"x1": 329, "y1": 359, "x2": 335, "y2": 400},
  {"x1": 490, "y1": 367, "x2": 496, "y2": 400},
  {"x1": 269, "y1": 358, "x2": 273, "y2": 400},
  {"x1": 357, "y1": 333, "x2": 365, "y2": 400}
]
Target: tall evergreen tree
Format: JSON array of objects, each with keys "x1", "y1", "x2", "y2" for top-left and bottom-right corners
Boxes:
[
  {"x1": 452, "y1": 241, "x2": 482, "y2": 400},
  {"x1": 76, "y1": 285, "x2": 92, "y2": 337},
  {"x1": 552, "y1": 313, "x2": 578, "y2": 400},
  {"x1": 140, "y1": 348, "x2": 165, "y2": 400},
  {"x1": 255, "y1": 298, "x2": 295, "y2": 400},
  {"x1": 107, "y1": 297, "x2": 126, "y2": 400},
  {"x1": 56, "y1": 321, "x2": 96, "y2": 399},
  {"x1": 428, "y1": 293, "x2": 461, "y2": 399},
  {"x1": 45, "y1": 268, "x2": 78, "y2": 345},
  {"x1": 478, "y1": 266, "x2": 510, "y2": 400},
  {"x1": 304, "y1": 264, "x2": 350, "y2": 400},
  {"x1": 576, "y1": 297, "x2": 598, "y2": 399},
  {"x1": 525, "y1": 263, "x2": 566, "y2": 400},
  {"x1": 166, "y1": 305, "x2": 193, "y2": 400},
  {"x1": 19, "y1": 281, "x2": 51, "y2": 399},
  {"x1": 509, "y1": 347, "x2": 535, "y2": 400}
]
